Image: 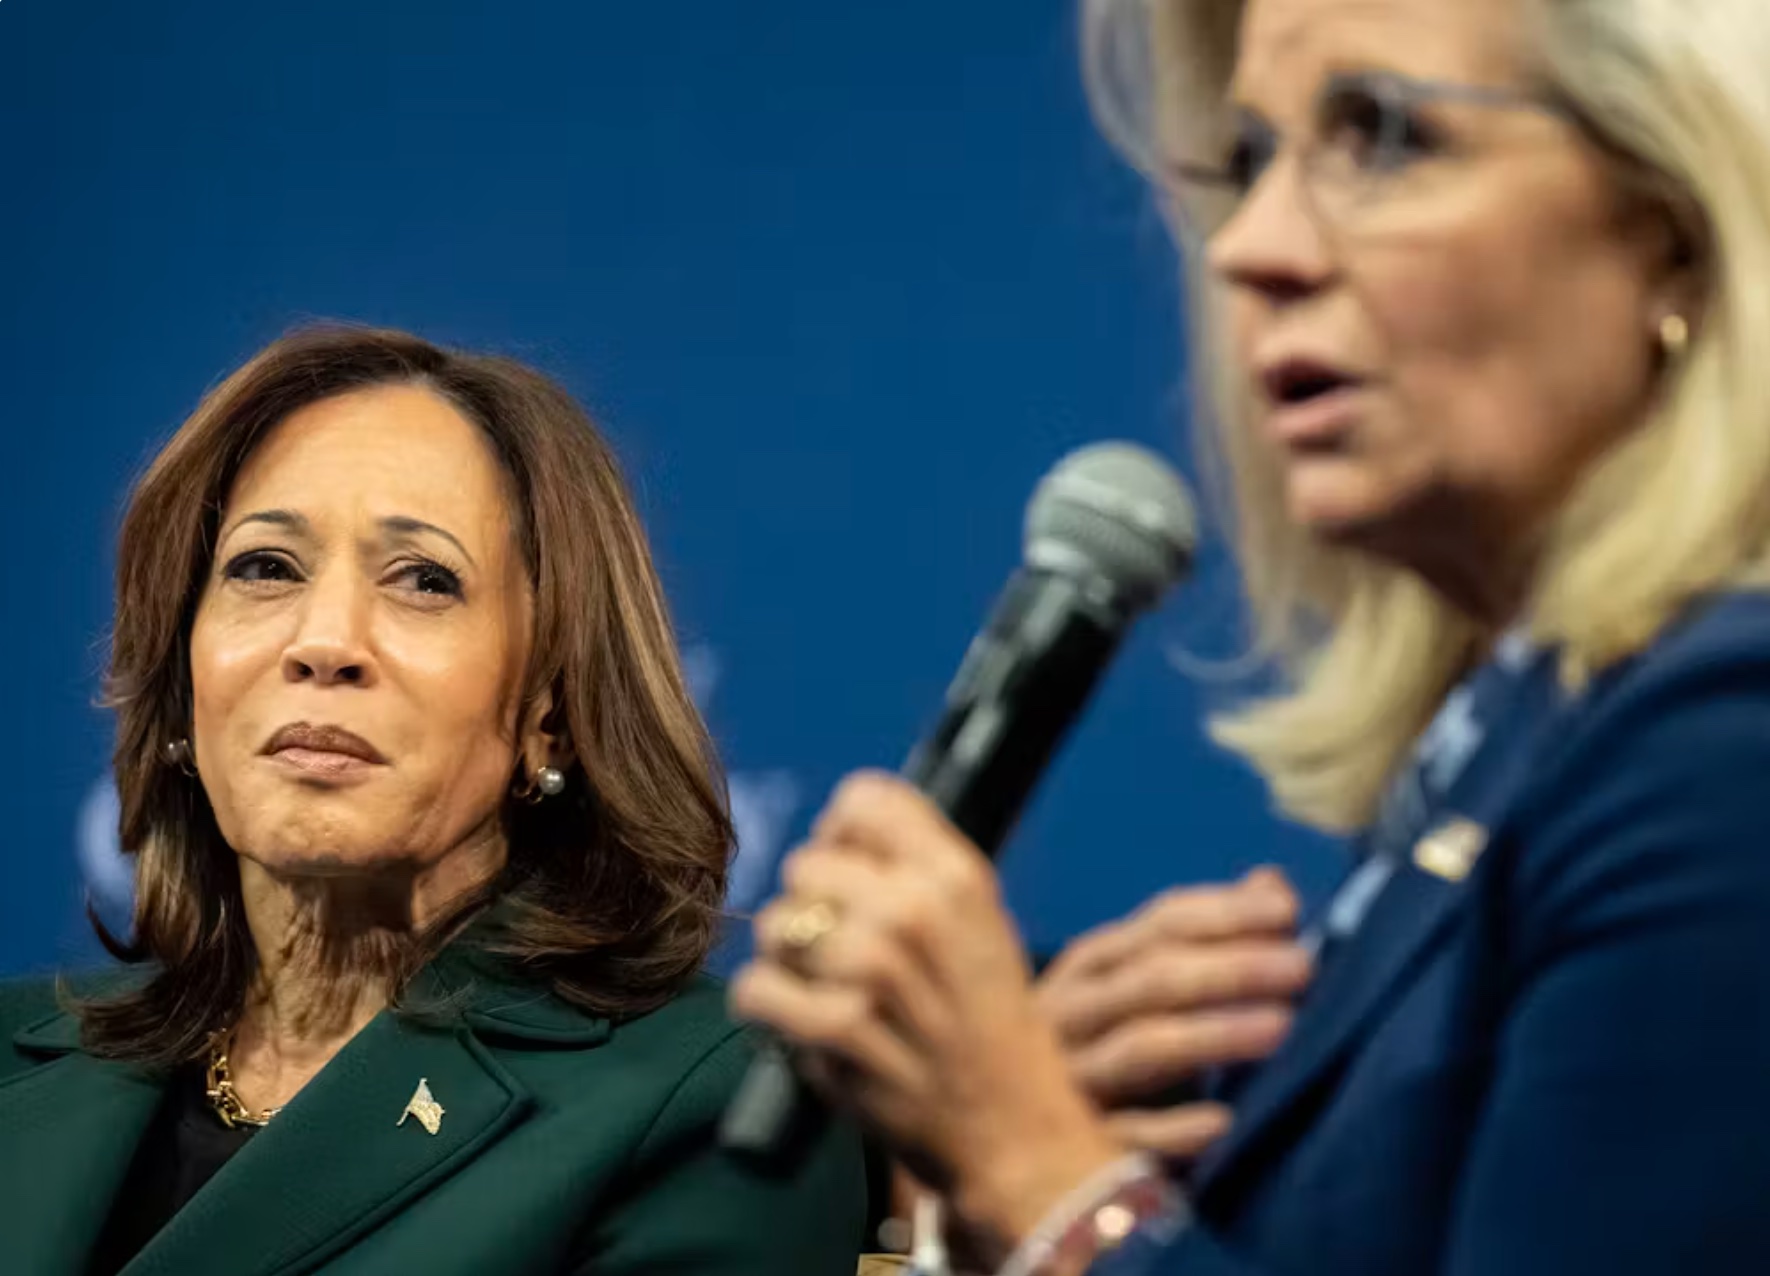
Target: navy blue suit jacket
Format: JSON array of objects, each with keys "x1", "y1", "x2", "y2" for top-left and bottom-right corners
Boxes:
[{"x1": 1133, "y1": 592, "x2": 1770, "y2": 1275}]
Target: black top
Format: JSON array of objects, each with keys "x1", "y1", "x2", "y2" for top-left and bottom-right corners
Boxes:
[{"x1": 88, "y1": 1068, "x2": 257, "y2": 1275}]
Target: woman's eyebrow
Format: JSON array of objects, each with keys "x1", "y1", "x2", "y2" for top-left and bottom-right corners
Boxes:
[
  {"x1": 221, "y1": 508, "x2": 310, "y2": 543},
  {"x1": 218, "y1": 510, "x2": 478, "y2": 572},
  {"x1": 377, "y1": 514, "x2": 477, "y2": 570}
]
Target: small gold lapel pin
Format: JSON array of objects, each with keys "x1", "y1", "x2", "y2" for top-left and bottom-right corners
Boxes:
[
  {"x1": 1412, "y1": 817, "x2": 1489, "y2": 883},
  {"x1": 397, "y1": 1078, "x2": 445, "y2": 1136}
]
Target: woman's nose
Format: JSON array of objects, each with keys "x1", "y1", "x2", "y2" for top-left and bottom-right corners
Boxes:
[
  {"x1": 1206, "y1": 153, "x2": 1336, "y2": 306},
  {"x1": 280, "y1": 573, "x2": 378, "y2": 688}
]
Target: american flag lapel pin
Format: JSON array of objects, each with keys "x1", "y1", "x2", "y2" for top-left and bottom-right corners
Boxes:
[
  {"x1": 397, "y1": 1078, "x2": 445, "y2": 1136},
  {"x1": 1412, "y1": 818, "x2": 1488, "y2": 883}
]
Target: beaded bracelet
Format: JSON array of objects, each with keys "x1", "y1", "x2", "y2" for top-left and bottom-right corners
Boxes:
[{"x1": 994, "y1": 1153, "x2": 1187, "y2": 1276}]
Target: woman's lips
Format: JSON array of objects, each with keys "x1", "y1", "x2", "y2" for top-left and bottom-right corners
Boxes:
[
  {"x1": 267, "y1": 747, "x2": 383, "y2": 778},
  {"x1": 260, "y1": 722, "x2": 388, "y2": 780},
  {"x1": 1266, "y1": 385, "x2": 1366, "y2": 450}
]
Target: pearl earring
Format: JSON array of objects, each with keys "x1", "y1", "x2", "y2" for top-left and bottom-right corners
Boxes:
[
  {"x1": 1659, "y1": 313, "x2": 1690, "y2": 360},
  {"x1": 162, "y1": 738, "x2": 197, "y2": 777},
  {"x1": 536, "y1": 766, "x2": 566, "y2": 797}
]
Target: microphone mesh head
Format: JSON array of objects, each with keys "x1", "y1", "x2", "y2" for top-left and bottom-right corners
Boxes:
[{"x1": 1024, "y1": 441, "x2": 1197, "y2": 610}]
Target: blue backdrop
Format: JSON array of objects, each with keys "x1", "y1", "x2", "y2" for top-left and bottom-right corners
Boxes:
[{"x1": 0, "y1": 0, "x2": 1334, "y2": 978}]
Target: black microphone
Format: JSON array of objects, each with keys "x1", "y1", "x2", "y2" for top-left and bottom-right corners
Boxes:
[{"x1": 721, "y1": 441, "x2": 1198, "y2": 1169}]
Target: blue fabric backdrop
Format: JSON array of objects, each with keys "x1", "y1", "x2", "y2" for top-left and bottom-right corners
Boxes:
[{"x1": 0, "y1": 0, "x2": 1334, "y2": 978}]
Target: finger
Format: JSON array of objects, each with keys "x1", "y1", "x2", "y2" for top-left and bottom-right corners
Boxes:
[
  {"x1": 805, "y1": 782, "x2": 1012, "y2": 976},
  {"x1": 1069, "y1": 1006, "x2": 1294, "y2": 1104},
  {"x1": 1143, "y1": 872, "x2": 1301, "y2": 940},
  {"x1": 756, "y1": 846, "x2": 891, "y2": 967},
  {"x1": 772, "y1": 842, "x2": 943, "y2": 968},
  {"x1": 1038, "y1": 919, "x2": 1137, "y2": 984},
  {"x1": 777, "y1": 839, "x2": 893, "y2": 912},
  {"x1": 763, "y1": 853, "x2": 958, "y2": 1044},
  {"x1": 760, "y1": 841, "x2": 923, "y2": 979},
  {"x1": 1242, "y1": 866, "x2": 1295, "y2": 898},
  {"x1": 775, "y1": 830, "x2": 1035, "y2": 1045},
  {"x1": 1045, "y1": 942, "x2": 1313, "y2": 1045},
  {"x1": 1041, "y1": 883, "x2": 1299, "y2": 991},
  {"x1": 1106, "y1": 1103, "x2": 1235, "y2": 1162},
  {"x1": 729, "y1": 961, "x2": 928, "y2": 1095},
  {"x1": 815, "y1": 771, "x2": 975, "y2": 870}
]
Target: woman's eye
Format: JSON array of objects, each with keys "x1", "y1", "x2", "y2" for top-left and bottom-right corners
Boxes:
[
  {"x1": 1222, "y1": 140, "x2": 1257, "y2": 193},
  {"x1": 1222, "y1": 128, "x2": 1277, "y2": 194},
  {"x1": 395, "y1": 561, "x2": 464, "y2": 599},
  {"x1": 1321, "y1": 83, "x2": 1440, "y2": 171},
  {"x1": 222, "y1": 551, "x2": 300, "y2": 584}
]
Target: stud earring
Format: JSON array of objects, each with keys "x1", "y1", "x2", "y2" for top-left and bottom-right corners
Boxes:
[
  {"x1": 514, "y1": 764, "x2": 568, "y2": 804},
  {"x1": 1659, "y1": 312, "x2": 1691, "y2": 360},
  {"x1": 162, "y1": 738, "x2": 198, "y2": 777}
]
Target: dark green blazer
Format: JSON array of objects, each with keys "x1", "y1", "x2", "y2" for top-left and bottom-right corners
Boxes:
[{"x1": 0, "y1": 959, "x2": 866, "y2": 1276}]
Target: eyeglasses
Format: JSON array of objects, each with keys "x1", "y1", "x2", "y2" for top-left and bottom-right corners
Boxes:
[{"x1": 1166, "y1": 69, "x2": 1577, "y2": 243}]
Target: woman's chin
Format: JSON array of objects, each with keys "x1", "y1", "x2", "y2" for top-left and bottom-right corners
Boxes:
[
  {"x1": 231, "y1": 813, "x2": 423, "y2": 879},
  {"x1": 239, "y1": 845, "x2": 414, "y2": 879},
  {"x1": 1284, "y1": 475, "x2": 1397, "y2": 551}
]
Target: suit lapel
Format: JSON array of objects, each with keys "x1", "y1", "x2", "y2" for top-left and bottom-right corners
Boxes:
[
  {"x1": 1190, "y1": 856, "x2": 1470, "y2": 1197},
  {"x1": 0, "y1": 941, "x2": 608, "y2": 1274},
  {"x1": 0, "y1": 1019, "x2": 166, "y2": 1276},
  {"x1": 0, "y1": 943, "x2": 607, "y2": 1276},
  {"x1": 1192, "y1": 649, "x2": 1569, "y2": 1202},
  {"x1": 121, "y1": 1005, "x2": 535, "y2": 1276}
]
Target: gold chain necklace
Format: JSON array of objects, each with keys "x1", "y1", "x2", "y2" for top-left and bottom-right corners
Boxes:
[{"x1": 204, "y1": 1032, "x2": 283, "y2": 1129}]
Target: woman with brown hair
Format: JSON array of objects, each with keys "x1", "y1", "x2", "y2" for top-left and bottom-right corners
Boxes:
[{"x1": 0, "y1": 325, "x2": 865, "y2": 1275}]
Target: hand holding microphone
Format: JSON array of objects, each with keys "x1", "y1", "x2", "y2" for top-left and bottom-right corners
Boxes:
[
  {"x1": 736, "y1": 772, "x2": 1129, "y2": 1249},
  {"x1": 726, "y1": 442, "x2": 1204, "y2": 1248}
]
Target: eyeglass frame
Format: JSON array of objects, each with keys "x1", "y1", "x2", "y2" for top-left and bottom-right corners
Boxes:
[{"x1": 1164, "y1": 67, "x2": 1587, "y2": 240}]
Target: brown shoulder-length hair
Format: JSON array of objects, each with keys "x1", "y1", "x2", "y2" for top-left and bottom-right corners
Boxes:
[{"x1": 81, "y1": 324, "x2": 734, "y2": 1065}]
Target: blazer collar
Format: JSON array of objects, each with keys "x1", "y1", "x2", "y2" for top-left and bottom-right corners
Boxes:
[
  {"x1": 2, "y1": 936, "x2": 611, "y2": 1276},
  {"x1": 404, "y1": 943, "x2": 613, "y2": 1048},
  {"x1": 10, "y1": 935, "x2": 614, "y2": 1060},
  {"x1": 1191, "y1": 653, "x2": 1570, "y2": 1206}
]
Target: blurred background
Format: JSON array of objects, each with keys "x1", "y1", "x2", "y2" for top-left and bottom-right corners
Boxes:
[{"x1": 0, "y1": 0, "x2": 1333, "y2": 978}]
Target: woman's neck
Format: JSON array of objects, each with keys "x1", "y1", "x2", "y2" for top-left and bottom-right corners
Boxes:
[
  {"x1": 1430, "y1": 559, "x2": 1529, "y2": 637},
  {"x1": 1392, "y1": 508, "x2": 1537, "y2": 638},
  {"x1": 228, "y1": 831, "x2": 506, "y2": 1109}
]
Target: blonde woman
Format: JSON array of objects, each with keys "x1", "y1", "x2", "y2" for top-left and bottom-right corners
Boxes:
[{"x1": 733, "y1": 0, "x2": 1770, "y2": 1273}]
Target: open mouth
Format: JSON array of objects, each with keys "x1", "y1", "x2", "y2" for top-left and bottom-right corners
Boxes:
[{"x1": 1263, "y1": 361, "x2": 1362, "y2": 407}]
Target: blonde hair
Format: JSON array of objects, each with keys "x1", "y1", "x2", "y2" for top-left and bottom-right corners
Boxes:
[{"x1": 1083, "y1": 0, "x2": 1770, "y2": 832}]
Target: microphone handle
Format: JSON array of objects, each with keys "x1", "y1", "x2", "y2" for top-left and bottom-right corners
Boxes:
[{"x1": 721, "y1": 576, "x2": 1123, "y2": 1171}]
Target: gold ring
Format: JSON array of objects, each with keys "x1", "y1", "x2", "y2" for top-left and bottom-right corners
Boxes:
[{"x1": 779, "y1": 900, "x2": 841, "y2": 955}]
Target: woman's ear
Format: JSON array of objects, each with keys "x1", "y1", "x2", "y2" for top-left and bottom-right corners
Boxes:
[
  {"x1": 1641, "y1": 236, "x2": 1705, "y2": 364},
  {"x1": 517, "y1": 685, "x2": 574, "y2": 783},
  {"x1": 1648, "y1": 197, "x2": 1709, "y2": 331}
]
